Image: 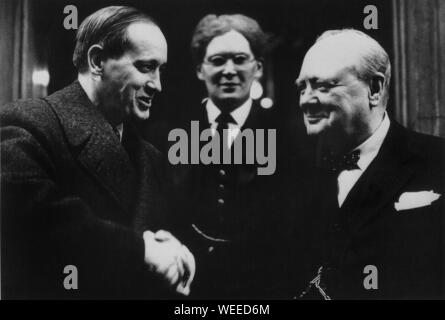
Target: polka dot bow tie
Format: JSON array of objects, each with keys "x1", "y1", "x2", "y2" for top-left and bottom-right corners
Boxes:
[{"x1": 321, "y1": 150, "x2": 360, "y2": 173}]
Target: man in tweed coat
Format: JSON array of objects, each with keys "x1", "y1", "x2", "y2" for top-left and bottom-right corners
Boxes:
[{"x1": 1, "y1": 6, "x2": 194, "y2": 299}]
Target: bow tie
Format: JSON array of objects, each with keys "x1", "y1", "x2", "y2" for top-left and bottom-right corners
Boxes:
[{"x1": 321, "y1": 150, "x2": 360, "y2": 173}]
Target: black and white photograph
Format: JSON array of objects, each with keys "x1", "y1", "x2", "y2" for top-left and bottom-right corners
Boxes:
[{"x1": 0, "y1": 0, "x2": 444, "y2": 306}]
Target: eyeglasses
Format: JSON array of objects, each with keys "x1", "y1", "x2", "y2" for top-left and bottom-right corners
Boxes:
[{"x1": 203, "y1": 53, "x2": 256, "y2": 68}]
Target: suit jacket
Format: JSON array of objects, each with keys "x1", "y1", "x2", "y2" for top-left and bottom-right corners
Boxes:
[
  {"x1": 1, "y1": 81, "x2": 168, "y2": 299},
  {"x1": 295, "y1": 121, "x2": 445, "y2": 299},
  {"x1": 168, "y1": 99, "x2": 292, "y2": 299}
]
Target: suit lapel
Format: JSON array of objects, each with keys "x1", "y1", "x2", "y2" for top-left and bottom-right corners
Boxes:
[
  {"x1": 198, "y1": 100, "x2": 211, "y2": 128},
  {"x1": 76, "y1": 128, "x2": 137, "y2": 215},
  {"x1": 124, "y1": 125, "x2": 164, "y2": 232},
  {"x1": 233, "y1": 101, "x2": 263, "y2": 183},
  {"x1": 195, "y1": 100, "x2": 211, "y2": 153},
  {"x1": 242, "y1": 100, "x2": 269, "y2": 131},
  {"x1": 45, "y1": 81, "x2": 137, "y2": 216},
  {"x1": 340, "y1": 122, "x2": 417, "y2": 233}
]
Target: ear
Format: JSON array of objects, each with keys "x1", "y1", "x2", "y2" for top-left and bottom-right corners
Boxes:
[
  {"x1": 254, "y1": 59, "x2": 264, "y2": 79},
  {"x1": 196, "y1": 64, "x2": 204, "y2": 81},
  {"x1": 368, "y1": 72, "x2": 385, "y2": 107},
  {"x1": 87, "y1": 45, "x2": 105, "y2": 76}
]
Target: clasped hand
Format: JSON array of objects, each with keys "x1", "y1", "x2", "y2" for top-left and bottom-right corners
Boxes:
[{"x1": 143, "y1": 230, "x2": 195, "y2": 296}]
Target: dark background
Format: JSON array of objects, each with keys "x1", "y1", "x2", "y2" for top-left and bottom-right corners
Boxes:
[{"x1": 31, "y1": 0, "x2": 393, "y2": 151}]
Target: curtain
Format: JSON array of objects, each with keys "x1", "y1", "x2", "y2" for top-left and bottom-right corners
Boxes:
[
  {"x1": 393, "y1": 0, "x2": 445, "y2": 137},
  {"x1": 0, "y1": 0, "x2": 47, "y2": 106}
]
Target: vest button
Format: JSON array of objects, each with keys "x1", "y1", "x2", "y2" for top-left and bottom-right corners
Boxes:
[
  {"x1": 217, "y1": 198, "x2": 225, "y2": 205},
  {"x1": 219, "y1": 169, "x2": 226, "y2": 176}
]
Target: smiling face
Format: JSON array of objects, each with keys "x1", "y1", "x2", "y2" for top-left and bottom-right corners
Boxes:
[
  {"x1": 296, "y1": 37, "x2": 375, "y2": 150},
  {"x1": 197, "y1": 30, "x2": 262, "y2": 111},
  {"x1": 99, "y1": 22, "x2": 167, "y2": 124}
]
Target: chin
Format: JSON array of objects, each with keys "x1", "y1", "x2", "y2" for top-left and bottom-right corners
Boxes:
[
  {"x1": 218, "y1": 93, "x2": 241, "y2": 101},
  {"x1": 304, "y1": 121, "x2": 325, "y2": 135},
  {"x1": 220, "y1": 94, "x2": 249, "y2": 105},
  {"x1": 131, "y1": 108, "x2": 151, "y2": 121},
  {"x1": 306, "y1": 127, "x2": 323, "y2": 136}
]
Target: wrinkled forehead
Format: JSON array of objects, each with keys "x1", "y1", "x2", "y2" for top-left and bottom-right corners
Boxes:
[
  {"x1": 298, "y1": 37, "x2": 363, "y2": 81},
  {"x1": 205, "y1": 30, "x2": 253, "y2": 57}
]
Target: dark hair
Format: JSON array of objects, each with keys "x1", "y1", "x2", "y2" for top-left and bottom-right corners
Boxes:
[
  {"x1": 190, "y1": 14, "x2": 267, "y2": 65},
  {"x1": 73, "y1": 6, "x2": 157, "y2": 73}
]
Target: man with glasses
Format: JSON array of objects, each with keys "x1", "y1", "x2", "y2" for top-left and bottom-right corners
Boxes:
[{"x1": 169, "y1": 14, "x2": 290, "y2": 299}]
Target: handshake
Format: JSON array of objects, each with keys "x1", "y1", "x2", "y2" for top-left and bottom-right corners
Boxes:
[{"x1": 143, "y1": 230, "x2": 195, "y2": 296}]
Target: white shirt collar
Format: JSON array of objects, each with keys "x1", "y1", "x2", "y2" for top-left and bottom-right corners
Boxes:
[
  {"x1": 115, "y1": 123, "x2": 124, "y2": 142},
  {"x1": 353, "y1": 113, "x2": 390, "y2": 171},
  {"x1": 205, "y1": 98, "x2": 252, "y2": 128}
]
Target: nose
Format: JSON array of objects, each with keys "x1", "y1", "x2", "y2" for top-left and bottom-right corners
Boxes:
[
  {"x1": 299, "y1": 86, "x2": 317, "y2": 107},
  {"x1": 145, "y1": 69, "x2": 162, "y2": 92},
  {"x1": 221, "y1": 59, "x2": 237, "y2": 75}
]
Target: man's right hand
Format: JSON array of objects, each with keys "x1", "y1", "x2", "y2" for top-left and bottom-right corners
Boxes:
[{"x1": 143, "y1": 230, "x2": 195, "y2": 296}]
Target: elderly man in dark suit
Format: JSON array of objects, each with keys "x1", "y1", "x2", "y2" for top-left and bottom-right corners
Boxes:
[
  {"x1": 293, "y1": 29, "x2": 445, "y2": 299},
  {"x1": 1, "y1": 6, "x2": 194, "y2": 299},
  {"x1": 169, "y1": 14, "x2": 291, "y2": 299}
]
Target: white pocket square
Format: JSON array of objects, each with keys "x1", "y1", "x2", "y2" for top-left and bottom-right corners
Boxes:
[{"x1": 394, "y1": 190, "x2": 441, "y2": 211}]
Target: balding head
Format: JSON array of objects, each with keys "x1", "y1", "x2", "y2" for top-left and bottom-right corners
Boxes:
[{"x1": 314, "y1": 29, "x2": 391, "y2": 106}]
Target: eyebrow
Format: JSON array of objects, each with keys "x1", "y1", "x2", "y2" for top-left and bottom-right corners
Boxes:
[
  {"x1": 296, "y1": 76, "x2": 339, "y2": 86},
  {"x1": 295, "y1": 76, "x2": 318, "y2": 87},
  {"x1": 134, "y1": 59, "x2": 167, "y2": 68},
  {"x1": 207, "y1": 52, "x2": 251, "y2": 57},
  {"x1": 135, "y1": 59, "x2": 160, "y2": 64}
]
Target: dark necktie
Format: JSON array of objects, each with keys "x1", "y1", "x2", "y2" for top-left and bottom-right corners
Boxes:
[
  {"x1": 215, "y1": 112, "x2": 236, "y2": 151},
  {"x1": 321, "y1": 150, "x2": 360, "y2": 173},
  {"x1": 215, "y1": 112, "x2": 236, "y2": 132}
]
